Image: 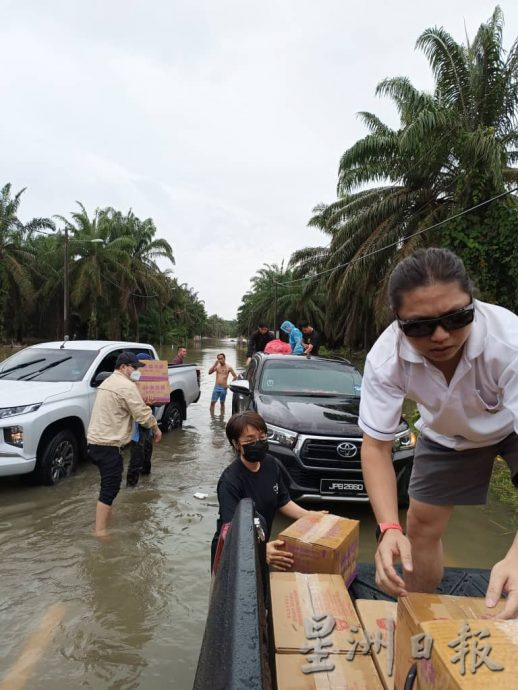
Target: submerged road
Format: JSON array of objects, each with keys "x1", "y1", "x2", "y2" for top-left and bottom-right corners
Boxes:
[{"x1": 0, "y1": 340, "x2": 514, "y2": 689}]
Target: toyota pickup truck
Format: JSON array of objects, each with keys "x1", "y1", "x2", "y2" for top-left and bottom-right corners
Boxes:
[
  {"x1": 0, "y1": 340, "x2": 200, "y2": 485},
  {"x1": 230, "y1": 352, "x2": 415, "y2": 504}
]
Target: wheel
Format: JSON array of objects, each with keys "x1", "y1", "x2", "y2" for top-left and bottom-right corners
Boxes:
[
  {"x1": 35, "y1": 430, "x2": 79, "y2": 485},
  {"x1": 161, "y1": 401, "x2": 183, "y2": 432}
]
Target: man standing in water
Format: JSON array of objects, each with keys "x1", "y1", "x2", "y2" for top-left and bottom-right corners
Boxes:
[
  {"x1": 87, "y1": 351, "x2": 162, "y2": 536},
  {"x1": 209, "y1": 353, "x2": 237, "y2": 415},
  {"x1": 171, "y1": 345, "x2": 187, "y2": 365}
]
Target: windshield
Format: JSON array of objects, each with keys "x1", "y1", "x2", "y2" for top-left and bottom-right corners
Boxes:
[
  {"x1": 259, "y1": 360, "x2": 362, "y2": 396},
  {"x1": 0, "y1": 349, "x2": 98, "y2": 382}
]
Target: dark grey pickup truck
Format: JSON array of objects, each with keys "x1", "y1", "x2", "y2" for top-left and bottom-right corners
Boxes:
[{"x1": 230, "y1": 352, "x2": 415, "y2": 504}]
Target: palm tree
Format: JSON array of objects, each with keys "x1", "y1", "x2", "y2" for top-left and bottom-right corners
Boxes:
[
  {"x1": 55, "y1": 203, "x2": 134, "y2": 338},
  {"x1": 100, "y1": 208, "x2": 175, "y2": 339},
  {"x1": 0, "y1": 183, "x2": 54, "y2": 341},
  {"x1": 236, "y1": 263, "x2": 325, "y2": 337},
  {"x1": 290, "y1": 6, "x2": 518, "y2": 348}
]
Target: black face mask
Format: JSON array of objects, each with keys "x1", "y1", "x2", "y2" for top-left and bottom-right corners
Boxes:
[{"x1": 242, "y1": 439, "x2": 269, "y2": 463}]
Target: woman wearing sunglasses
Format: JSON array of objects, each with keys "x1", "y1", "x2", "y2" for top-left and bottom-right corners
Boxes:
[{"x1": 359, "y1": 247, "x2": 518, "y2": 619}]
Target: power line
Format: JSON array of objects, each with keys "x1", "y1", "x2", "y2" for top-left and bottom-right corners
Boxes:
[{"x1": 275, "y1": 187, "x2": 517, "y2": 286}]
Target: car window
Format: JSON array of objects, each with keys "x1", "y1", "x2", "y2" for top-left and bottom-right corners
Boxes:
[
  {"x1": 90, "y1": 350, "x2": 124, "y2": 386},
  {"x1": 0, "y1": 348, "x2": 98, "y2": 382},
  {"x1": 259, "y1": 360, "x2": 362, "y2": 396}
]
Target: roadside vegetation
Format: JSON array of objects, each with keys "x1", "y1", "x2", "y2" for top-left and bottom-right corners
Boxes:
[
  {"x1": 0, "y1": 186, "x2": 211, "y2": 345},
  {"x1": 237, "y1": 7, "x2": 517, "y2": 350}
]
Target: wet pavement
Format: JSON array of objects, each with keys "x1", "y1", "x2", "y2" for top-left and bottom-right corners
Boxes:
[{"x1": 0, "y1": 341, "x2": 515, "y2": 689}]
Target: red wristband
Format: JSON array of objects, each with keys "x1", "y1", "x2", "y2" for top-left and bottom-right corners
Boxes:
[{"x1": 376, "y1": 522, "x2": 403, "y2": 543}]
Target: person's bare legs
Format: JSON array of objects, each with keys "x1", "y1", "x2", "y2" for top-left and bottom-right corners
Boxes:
[
  {"x1": 95, "y1": 501, "x2": 112, "y2": 537},
  {"x1": 220, "y1": 403, "x2": 225, "y2": 415},
  {"x1": 405, "y1": 498, "x2": 454, "y2": 592},
  {"x1": 210, "y1": 401, "x2": 216, "y2": 414}
]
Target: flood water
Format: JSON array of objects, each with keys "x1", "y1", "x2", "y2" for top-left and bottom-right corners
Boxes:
[{"x1": 0, "y1": 340, "x2": 515, "y2": 689}]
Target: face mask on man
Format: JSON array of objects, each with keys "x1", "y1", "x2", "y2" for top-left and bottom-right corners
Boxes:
[
  {"x1": 242, "y1": 439, "x2": 269, "y2": 463},
  {"x1": 130, "y1": 370, "x2": 141, "y2": 382}
]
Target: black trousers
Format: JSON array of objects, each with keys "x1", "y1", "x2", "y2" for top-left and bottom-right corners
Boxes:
[
  {"x1": 127, "y1": 431, "x2": 153, "y2": 487},
  {"x1": 88, "y1": 444, "x2": 123, "y2": 506}
]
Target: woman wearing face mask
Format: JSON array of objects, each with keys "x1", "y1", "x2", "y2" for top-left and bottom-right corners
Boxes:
[{"x1": 211, "y1": 411, "x2": 312, "y2": 571}]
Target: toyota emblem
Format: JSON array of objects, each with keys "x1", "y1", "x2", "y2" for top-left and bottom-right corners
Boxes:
[{"x1": 336, "y1": 442, "x2": 357, "y2": 458}]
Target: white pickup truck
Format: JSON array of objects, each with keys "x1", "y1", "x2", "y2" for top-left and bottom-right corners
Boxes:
[{"x1": 0, "y1": 340, "x2": 201, "y2": 485}]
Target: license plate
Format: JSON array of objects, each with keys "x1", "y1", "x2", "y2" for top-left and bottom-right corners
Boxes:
[{"x1": 320, "y1": 479, "x2": 364, "y2": 496}]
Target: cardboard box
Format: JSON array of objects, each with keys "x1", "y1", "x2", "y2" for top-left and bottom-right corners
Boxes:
[
  {"x1": 276, "y1": 652, "x2": 385, "y2": 690},
  {"x1": 355, "y1": 599, "x2": 397, "y2": 690},
  {"x1": 136, "y1": 359, "x2": 170, "y2": 404},
  {"x1": 270, "y1": 572, "x2": 361, "y2": 654},
  {"x1": 278, "y1": 513, "x2": 359, "y2": 586},
  {"x1": 416, "y1": 618, "x2": 518, "y2": 690},
  {"x1": 394, "y1": 594, "x2": 506, "y2": 690}
]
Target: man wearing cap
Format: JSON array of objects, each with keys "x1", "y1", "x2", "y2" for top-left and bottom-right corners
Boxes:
[{"x1": 87, "y1": 351, "x2": 162, "y2": 536}]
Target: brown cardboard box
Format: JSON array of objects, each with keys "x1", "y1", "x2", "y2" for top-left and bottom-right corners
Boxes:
[
  {"x1": 355, "y1": 599, "x2": 397, "y2": 690},
  {"x1": 394, "y1": 594, "x2": 506, "y2": 690},
  {"x1": 276, "y1": 652, "x2": 385, "y2": 690},
  {"x1": 270, "y1": 572, "x2": 361, "y2": 654},
  {"x1": 416, "y1": 618, "x2": 518, "y2": 690},
  {"x1": 278, "y1": 513, "x2": 359, "y2": 586}
]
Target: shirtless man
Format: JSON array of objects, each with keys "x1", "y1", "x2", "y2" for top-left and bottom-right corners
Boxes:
[{"x1": 208, "y1": 353, "x2": 237, "y2": 414}]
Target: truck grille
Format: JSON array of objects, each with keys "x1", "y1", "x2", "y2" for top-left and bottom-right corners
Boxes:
[
  {"x1": 281, "y1": 454, "x2": 364, "y2": 493},
  {"x1": 299, "y1": 438, "x2": 362, "y2": 469}
]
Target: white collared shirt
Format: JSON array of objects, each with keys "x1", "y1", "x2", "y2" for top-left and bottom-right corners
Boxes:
[{"x1": 358, "y1": 300, "x2": 518, "y2": 450}]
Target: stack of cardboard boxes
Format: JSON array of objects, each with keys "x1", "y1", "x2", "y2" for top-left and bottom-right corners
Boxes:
[{"x1": 270, "y1": 513, "x2": 517, "y2": 689}]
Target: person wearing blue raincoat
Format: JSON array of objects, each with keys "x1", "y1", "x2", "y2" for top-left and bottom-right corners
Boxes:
[{"x1": 280, "y1": 320, "x2": 304, "y2": 354}]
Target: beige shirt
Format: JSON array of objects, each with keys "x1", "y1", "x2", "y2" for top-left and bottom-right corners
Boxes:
[{"x1": 87, "y1": 370, "x2": 158, "y2": 447}]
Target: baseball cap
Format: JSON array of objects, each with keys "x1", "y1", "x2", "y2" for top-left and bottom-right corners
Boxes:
[
  {"x1": 136, "y1": 352, "x2": 154, "y2": 360},
  {"x1": 115, "y1": 351, "x2": 146, "y2": 368}
]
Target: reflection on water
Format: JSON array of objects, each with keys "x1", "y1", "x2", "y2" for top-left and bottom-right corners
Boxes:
[{"x1": 0, "y1": 340, "x2": 516, "y2": 689}]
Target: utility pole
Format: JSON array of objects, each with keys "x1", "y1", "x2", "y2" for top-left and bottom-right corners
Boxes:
[
  {"x1": 273, "y1": 281, "x2": 278, "y2": 338},
  {"x1": 63, "y1": 225, "x2": 69, "y2": 339}
]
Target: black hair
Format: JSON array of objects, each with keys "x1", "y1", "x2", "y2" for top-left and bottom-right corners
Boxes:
[
  {"x1": 226, "y1": 411, "x2": 267, "y2": 447},
  {"x1": 217, "y1": 352, "x2": 226, "y2": 359},
  {"x1": 258, "y1": 322, "x2": 268, "y2": 329},
  {"x1": 298, "y1": 321, "x2": 310, "y2": 329},
  {"x1": 388, "y1": 248, "x2": 473, "y2": 313},
  {"x1": 177, "y1": 345, "x2": 187, "y2": 351}
]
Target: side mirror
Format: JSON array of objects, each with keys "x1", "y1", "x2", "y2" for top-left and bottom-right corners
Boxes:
[
  {"x1": 93, "y1": 371, "x2": 112, "y2": 386},
  {"x1": 229, "y1": 380, "x2": 251, "y2": 396}
]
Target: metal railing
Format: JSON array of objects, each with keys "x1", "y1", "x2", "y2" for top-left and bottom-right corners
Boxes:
[{"x1": 193, "y1": 499, "x2": 273, "y2": 690}]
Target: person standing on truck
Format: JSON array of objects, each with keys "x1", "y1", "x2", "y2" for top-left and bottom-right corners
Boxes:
[
  {"x1": 126, "y1": 352, "x2": 156, "y2": 487},
  {"x1": 211, "y1": 411, "x2": 315, "y2": 572},
  {"x1": 87, "y1": 351, "x2": 162, "y2": 536},
  {"x1": 359, "y1": 247, "x2": 518, "y2": 619},
  {"x1": 171, "y1": 345, "x2": 187, "y2": 365},
  {"x1": 280, "y1": 320, "x2": 304, "y2": 354},
  {"x1": 245, "y1": 323, "x2": 274, "y2": 366},
  {"x1": 299, "y1": 321, "x2": 321, "y2": 356},
  {"x1": 209, "y1": 353, "x2": 237, "y2": 415}
]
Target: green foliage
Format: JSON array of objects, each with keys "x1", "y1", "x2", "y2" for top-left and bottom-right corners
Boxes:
[
  {"x1": 0, "y1": 187, "x2": 210, "y2": 345},
  {"x1": 236, "y1": 262, "x2": 325, "y2": 337},
  {"x1": 286, "y1": 6, "x2": 517, "y2": 349}
]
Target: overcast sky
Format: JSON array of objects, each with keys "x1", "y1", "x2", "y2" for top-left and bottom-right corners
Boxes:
[{"x1": 2, "y1": 1, "x2": 517, "y2": 319}]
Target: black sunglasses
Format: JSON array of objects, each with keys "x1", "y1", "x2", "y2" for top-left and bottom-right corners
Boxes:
[{"x1": 397, "y1": 303, "x2": 475, "y2": 338}]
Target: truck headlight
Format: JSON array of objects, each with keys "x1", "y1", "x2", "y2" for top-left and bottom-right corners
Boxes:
[
  {"x1": 393, "y1": 429, "x2": 416, "y2": 452},
  {"x1": 266, "y1": 424, "x2": 298, "y2": 449},
  {"x1": 4, "y1": 426, "x2": 24, "y2": 447},
  {"x1": 0, "y1": 403, "x2": 42, "y2": 419}
]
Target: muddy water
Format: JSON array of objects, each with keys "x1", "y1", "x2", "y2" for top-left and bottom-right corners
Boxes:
[{"x1": 0, "y1": 341, "x2": 515, "y2": 689}]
